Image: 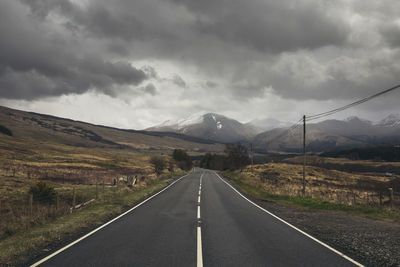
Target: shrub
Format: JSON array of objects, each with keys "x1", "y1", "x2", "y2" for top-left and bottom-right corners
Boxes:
[
  {"x1": 0, "y1": 125, "x2": 12, "y2": 136},
  {"x1": 150, "y1": 156, "x2": 166, "y2": 175},
  {"x1": 28, "y1": 181, "x2": 57, "y2": 203}
]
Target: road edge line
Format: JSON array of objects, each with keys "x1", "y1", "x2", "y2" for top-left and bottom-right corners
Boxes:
[
  {"x1": 30, "y1": 173, "x2": 189, "y2": 267},
  {"x1": 214, "y1": 172, "x2": 364, "y2": 267}
]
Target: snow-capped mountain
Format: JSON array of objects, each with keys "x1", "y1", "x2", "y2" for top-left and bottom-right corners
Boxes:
[
  {"x1": 147, "y1": 113, "x2": 400, "y2": 150},
  {"x1": 375, "y1": 114, "x2": 400, "y2": 127},
  {"x1": 253, "y1": 115, "x2": 400, "y2": 153},
  {"x1": 146, "y1": 113, "x2": 258, "y2": 143}
]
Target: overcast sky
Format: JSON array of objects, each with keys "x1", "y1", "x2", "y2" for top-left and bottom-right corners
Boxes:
[{"x1": 0, "y1": 0, "x2": 400, "y2": 129}]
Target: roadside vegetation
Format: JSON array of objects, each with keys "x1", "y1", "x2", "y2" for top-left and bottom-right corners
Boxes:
[
  {"x1": 0, "y1": 136, "x2": 190, "y2": 265},
  {"x1": 0, "y1": 170, "x2": 185, "y2": 265},
  {"x1": 221, "y1": 164, "x2": 400, "y2": 223}
]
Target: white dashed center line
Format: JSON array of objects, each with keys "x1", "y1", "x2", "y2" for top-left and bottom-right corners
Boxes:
[{"x1": 197, "y1": 173, "x2": 204, "y2": 267}]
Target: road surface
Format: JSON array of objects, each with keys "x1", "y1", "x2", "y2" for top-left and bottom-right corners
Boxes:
[{"x1": 32, "y1": 168, "x2": 361, "y2": 267}]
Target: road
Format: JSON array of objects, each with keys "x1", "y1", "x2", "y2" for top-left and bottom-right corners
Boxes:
[{"x1": 32, "y1": 168, "x2": 361, "y2": 267}]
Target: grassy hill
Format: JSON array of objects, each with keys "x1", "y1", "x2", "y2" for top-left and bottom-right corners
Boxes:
[{"x1": 0, "y1": 106, "x2": 224, "y2": 153}]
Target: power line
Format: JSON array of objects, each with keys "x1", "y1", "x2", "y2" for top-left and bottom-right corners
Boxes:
[
  {"x1": 306, "y1": 84, "x2": 400, "y2": 122},
  {"x1": 264, "y1": 117, "x2": 303, "y2": 147}
]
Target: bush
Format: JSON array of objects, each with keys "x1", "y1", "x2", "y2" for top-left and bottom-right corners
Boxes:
[
  {"x1": 28, "y1": 181, "x2": 57, "y2": 203},
  {"x1": 150, "y1": 156, "x2": 166, "y2": 175},
  {"x1": 0, "y1": 125, "x2": 12, "y2": 136}
]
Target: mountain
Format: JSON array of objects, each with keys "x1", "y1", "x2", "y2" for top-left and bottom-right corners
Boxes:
[
  {"x1": 253, "y1": 115, "x2": 400, "y2": 153},
  {"x1": 0, "y1": 106, "x2": 224, "y2": 153},
  {"x1": 246, "y1": 118, "x2": 292, "y2": 132},
  {"x1": 147, "y1": 113, "x2": 258, "y2": 143},
  {"x1": 375, "y1": 114, "x2": 400, "y2": 127}
]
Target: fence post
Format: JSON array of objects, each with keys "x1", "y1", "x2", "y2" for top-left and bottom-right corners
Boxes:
[
  {"x1": 389, "y1": 188, "x2": 393, "y2": 209},
  {"x1": 56, "y1": 195, "x2": 60, "y2": 211},
  {"x1": 96, "y1": 178, "x2": 99, "y2": 199},
  {"x1": 29, "y1": 194, "x2": 33, "y2": 216},
  {"x1": 72, "y1": 187, "x2": 76, "y2": 211},
  {"x1": 102, "y1": 180, "x2": 105, "y2": 201}
]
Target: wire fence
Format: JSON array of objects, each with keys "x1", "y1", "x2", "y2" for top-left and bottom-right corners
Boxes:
[{"x1": 0, "y1": 176, "x2": 141, "y2": 241}]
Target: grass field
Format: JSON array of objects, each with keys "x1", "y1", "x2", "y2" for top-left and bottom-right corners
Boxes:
[
  {"x1": 0, "y1": 121, "x2": 191, "y2": 265},
  {"x1": 0, "y1": 170, "x2": 186, "y2": 265},
  {"x1": 222, "y1": 162, "x2": 400, "y2": 222}
]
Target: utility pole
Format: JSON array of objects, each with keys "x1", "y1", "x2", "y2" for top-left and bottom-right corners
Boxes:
[
  {"x1": 250, "y1": 143, "x2": 254, "y2": 170},
  {"x1": 302, "y1": 115, "x2": 306, "y2": 197}
]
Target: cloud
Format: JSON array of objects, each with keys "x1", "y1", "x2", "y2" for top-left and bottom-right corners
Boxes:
[
  {"x1": 1, "y1": 0, "x2": 400, "y2": 128},
  {"x1": 380, "y1": 23, "x2": 400, "y2": 48},
  {"x1": 171, "y1": 75, "x2": 187, "y2": 88},
  {"x1": 143, "y1": 83, "x2": 157, "y2": 96},
  {"x1": 172, "y1": 0, "x2": 349, "y2": 52},
  {"x1": 0, "y1": 0, "x2": 149, "y2": 100}
]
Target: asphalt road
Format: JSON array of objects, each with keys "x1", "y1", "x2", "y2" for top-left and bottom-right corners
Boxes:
[{"x1": 33, "y1": 168, "x2": 361, "y2": 267}]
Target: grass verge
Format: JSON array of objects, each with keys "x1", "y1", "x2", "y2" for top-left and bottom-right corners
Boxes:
[
  {"x1": 0, "y1": 171, "x2": 187, "y2": 266},
  {"x1": 222, "y1": 170, "x2": 400, "y2": 223}
]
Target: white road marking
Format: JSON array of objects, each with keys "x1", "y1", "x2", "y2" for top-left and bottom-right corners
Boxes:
[
  {"x1": 30, "y1": 173, "x2": 190, "y2": 267},
  {"x1": 214, "y1": 172, "x2": 364, "y2": 267},
  {"x1": 197, "y1": 227, "x2": 203, "y2": 267},
  {"x1": 197, "y1": 172, "x2": 204, "y2": 267},
  {"x1": 197, "y1": 205, "x2": 201, "y2": 219}
]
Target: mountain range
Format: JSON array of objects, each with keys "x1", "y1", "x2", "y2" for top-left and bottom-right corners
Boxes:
[
  {"x1": 146, "y1": 113, "x2": 258, "y2": 143},
  {"x1": 1, "y1": 105, "x2": 399, "y2": 154},
  {"x1": 147, "y1": 113, "x2": 400, "y2": 152},
  {"x1": 0, "y1": 106, "x2": 224, "y2": 153}
]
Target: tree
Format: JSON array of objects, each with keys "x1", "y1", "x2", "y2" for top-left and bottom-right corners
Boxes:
[
  {"x1": 150, "y1": 156, "x2": 166, "y2": 176},
  {"x1": 172, "y1": 149, "x2": 193, "y2": 170},
  {"x1": 225, "y1": 144, "x2": 250, "y2": 171},
  {"x1": 200, "y1": 153, "x2": 227, "y2": 170}
]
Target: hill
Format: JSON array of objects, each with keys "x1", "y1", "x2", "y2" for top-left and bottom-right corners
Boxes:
[{"x1": 0, "y1": 106, "x2": 224, "y2": 153}]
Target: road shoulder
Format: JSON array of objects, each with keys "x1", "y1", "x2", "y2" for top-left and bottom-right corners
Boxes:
[{"x1": 219, "y1": 172, "x2": 400, "y2": 267}]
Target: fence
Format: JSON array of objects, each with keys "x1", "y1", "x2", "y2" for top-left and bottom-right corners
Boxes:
[{"x1": 0, "y1": 175, "x2": 141, "y2": 241}]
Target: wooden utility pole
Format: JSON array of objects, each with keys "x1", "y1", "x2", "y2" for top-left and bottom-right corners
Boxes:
[
  {"x1": 250, "y1": 143, "x2": 254, "y2": 170},
  {"x1": 302, "y1": 115, "x2": 306, "y2": 197}
]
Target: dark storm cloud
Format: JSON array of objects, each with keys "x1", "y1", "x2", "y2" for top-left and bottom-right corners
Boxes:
[
  {"x1": 171, "y1": 0, "x2": 349, "y2": 52},
  {"x1": 0, "y1": 0, "x2": 399, "y2": 105},
  {"x1": 0, "y1": 0, "x2": 149, "y2": 100}
]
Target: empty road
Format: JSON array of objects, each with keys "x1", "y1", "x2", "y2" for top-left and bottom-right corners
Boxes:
[{"x1": 32, "y1": 168, "x2": 362, "y2": 267}]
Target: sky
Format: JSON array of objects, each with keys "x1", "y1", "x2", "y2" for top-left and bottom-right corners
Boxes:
[{"x1": 0, "y1": 0, "x2": 400, "y2": 129}]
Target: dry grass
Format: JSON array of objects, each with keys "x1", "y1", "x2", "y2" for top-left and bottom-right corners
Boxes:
[
  {"x1": 0, "y1": 171, "x2": 186, "y2": 266},
  {"x1": 285, "y1": 155, "x2": 400, "y2": 174},
  {"x1": 239, "y1": 163, "x2": 399, "y2": 207}
]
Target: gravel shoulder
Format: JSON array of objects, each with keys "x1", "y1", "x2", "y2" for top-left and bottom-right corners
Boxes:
[
  {"x1": 221, "y1": 174, "x2": 400, "y2": 267},
  {"x1": 255, "y1": 200, "x2": 400, "y2": 267}
]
